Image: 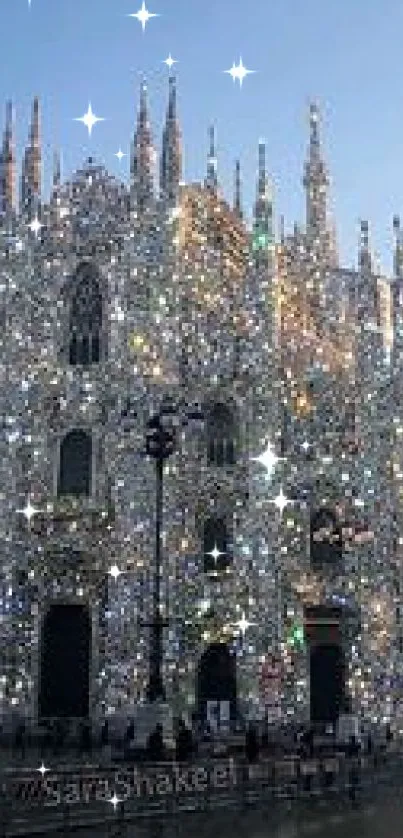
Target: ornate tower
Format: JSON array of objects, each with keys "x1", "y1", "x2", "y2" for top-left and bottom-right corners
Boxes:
[
  {"x1": 303, "y1": 102, "x2": 329, "y2": 242},
  {"x1": 160, "y1": 76, "x2": 182, "y2": 207},
  {"x1": 0, "y1": 101, "x2": 16, "y2": 221},
  {"x1": 21, "y1": 97, "x2": 41, "y2": 222},
  {"x1": 233, "y1": 159, "x2": 243, "y2": 220},
  {"x1": 205, "y1": 125, "x2": 218, "y2": 193},
  {"x1": 131, "y1": 81, "x2": 156, "y2": 218}
]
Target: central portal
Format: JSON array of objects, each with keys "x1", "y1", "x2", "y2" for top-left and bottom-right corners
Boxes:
[
  {"x1": 305, "y1": 605, "x2": 347, "y2": 724},
  {"x1": 39, "y1": 603, "x2": 91, "y2": 719},
  {"x1": 310, "y1": 643, "x2": 345, "y2": 723},
  {"x1": 196, "y1": 643, "x2": 237, "y2": 727}
]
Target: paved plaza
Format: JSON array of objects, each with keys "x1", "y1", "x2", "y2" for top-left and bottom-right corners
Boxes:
[{"x1": 7, "y1": 796, "x2": 403, "y2": 838}]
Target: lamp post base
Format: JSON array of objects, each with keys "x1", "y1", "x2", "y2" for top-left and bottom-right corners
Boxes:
[
  {"x1": 146, "y1": 679, "x2": 166, "y2": 704},
  {"x1": 133, "y1": 701, "x2": 175, "y2": 751}
]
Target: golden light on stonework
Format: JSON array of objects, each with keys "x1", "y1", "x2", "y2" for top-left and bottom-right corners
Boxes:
[
  {"x1": 292, "y1": 571, "x2": 324, "y2": 605},
  {"x1": 367, "y1": 594, "x2": 394, "y2": 654},
  {"x1": 293, "y1": 390, "x2": 312, "y2": 416},
  {"x1": 128, "y1": 333, "x2": 146, "y2": 351}
]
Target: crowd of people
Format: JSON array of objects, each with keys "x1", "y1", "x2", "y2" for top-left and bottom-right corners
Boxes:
[{"x1": 5, "y1": 715, "x2": 395, "y2": 768}]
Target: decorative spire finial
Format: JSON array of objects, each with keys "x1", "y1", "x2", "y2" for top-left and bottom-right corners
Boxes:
[
  {"x1": 160, "y1": 75, "x2": 182, "y2": 204},
  {"x1": 52, "y1": 150, "x2": 61, "y2": 189},
  {"x1": 252, "y1": 140, "x2": 273, "y2": 251},
  {"x1": 234, "y1": 159, "x2": 242, "y2": 219},
  {"x1": 131, "y1": 78, "x2": 155, "y2": 214},
  {"x1": 359, "y1": 219, "x2": 372, "y2": 273},
  {"x1": 205, "y1": 124, "x2": 218, "y2": 191},
  {"x1": 393, "y1": 214, "x2": 403, "y2": 279},
  {"x1": 21, "y1": 97, "x2": 42, "y2": 220},
  {"x1": 303, "y1": 100, "x2": 329, "y2": 242},
  {"x1": 1, "y1": 100, "x2": 16, "y2": 217}
]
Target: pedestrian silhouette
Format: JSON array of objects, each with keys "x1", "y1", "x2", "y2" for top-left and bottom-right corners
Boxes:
[
  {"x1": 101, "y1": 719, "x2": 109, "y2": 748},
  {"x1": 147, "y1": 723, "x2": 165, "y2": 762},
  {"x1": 245, "y1": 724, "x2": 259, "y2": 763},
  {"x1": 53, "y1": 719, "x2": 65, "y2": 757},
  {"x1": 124, "y1": 719, "x2": 135, "y2": 746},
  {"x1": 14, "y1": 721, "x2": 26, "y2": 761},
  {"x1": 80, "y1": 719, "x2": 91, "y2": 759},
  {"x1": 175, "y1": 719, "x2": 193, "y2": 762},
  {"x1": 43, "y1": 721, "x2": 53, "y2": 757},
  {"x1": 347, "y1": 735, "x2": 360, "y2": 802}
]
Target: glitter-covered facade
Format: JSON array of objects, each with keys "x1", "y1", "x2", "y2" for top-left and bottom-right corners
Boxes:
[{"x1": 0, "y1": 82, "x2": 401, "y2": 732}]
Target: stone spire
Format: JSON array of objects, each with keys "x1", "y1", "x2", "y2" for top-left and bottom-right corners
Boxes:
[
  {"x1": 358, "y1": 219, "x2": 372, "y2": 275},
  {"x1": 233, "y1": 159, "x2": 243, "y2": 219},
  {"x1": 52, "y1": 149, "x2": 61, "y2": 191},
  {"x1": 131, "y1": 80, "x2": 155, "y2": 215},
  {"x1": 393, "y1": 214, "x2": 403, "y2": 279},
  {"x1": 21, "y1": 97, "x2": 41, "y2": 221},
  {"x1": 356, "y1": 219, "x2": 382, "y2": 337},
  {"x1": 49, "y1": 150, "x2": 64, "y2": 232},
  {"x1": 160, "y1": 76, "x2": 182, "y2": 205},
  {"x1": 205, "y1": 125, "x2": 218, "y2": 192},
  {"x1": 0, "y1": 101, "x2": 16, "y2": 219},
  {"x1": 252, "y1": 141, "x2": 274, "y2": 251},
  {"x1": 303, "y1": 102, "x2": 329, "y2": 241}
]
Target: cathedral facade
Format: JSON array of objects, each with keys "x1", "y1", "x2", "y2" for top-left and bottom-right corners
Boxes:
[{"x1": 0, "y1": 81, "x2": 402, "y2": 733}]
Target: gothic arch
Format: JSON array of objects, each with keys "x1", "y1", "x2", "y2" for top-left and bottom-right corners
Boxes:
[
  {"x1": 66, "y1": 261, "x2": 105, "y2": 366},
  {"x1": 196, "y1": 643, "x2": 237, "y2": 726},
  {"x1": 206, "y1": 401, "x2": 237, "y2": 466},
  {"x1": 58, "y1": 429, "x2": 92, "y2": 497},
  {"x1": 39, "y1": 601, "x2": 92, "y2": 719}
]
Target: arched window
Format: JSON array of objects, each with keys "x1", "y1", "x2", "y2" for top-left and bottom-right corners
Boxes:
[
  {"x1": 310, "y1": 508, "x2": 342, "y2": 571},
  {"x1": 58, "y1": 429, "x2": 92, "y2": 497},
  {"x1": 203, "y1": 516, "x2": 231, "y2": 573},
  {"x1": 207, "y1": 403, "x2": 237, "y2": 466},
  {"x1": 68, "y1": 263, "x2": 103, "y2": 366}
]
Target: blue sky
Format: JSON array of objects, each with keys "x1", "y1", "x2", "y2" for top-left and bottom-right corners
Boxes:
[{"x1": 1, "y1": 0, "x2": 403, "y2": 272}]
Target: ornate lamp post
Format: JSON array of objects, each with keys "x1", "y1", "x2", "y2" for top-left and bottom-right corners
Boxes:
[
  {"x1": 117, "y1": 396, "x2": 202, "y2": 706},
  {"x1": 144, "y1": 411, "x2": 176, "y2": 702}
]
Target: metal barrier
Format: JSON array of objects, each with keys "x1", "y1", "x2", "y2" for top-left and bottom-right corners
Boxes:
[{"x1": 1, "y1": 753, "x2": 403, "y2": 836}]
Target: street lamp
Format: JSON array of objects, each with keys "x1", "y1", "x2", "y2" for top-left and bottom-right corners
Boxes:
[
  {"x1": 144, "y1": 410, "x2": 176, "y2": 702},
  {"x1": 119, "y1": 396, "x2": 202, "y2": 704}
]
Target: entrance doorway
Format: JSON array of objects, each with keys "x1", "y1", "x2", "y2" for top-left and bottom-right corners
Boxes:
[
  {"x1": 310, "y1": 643, "x2": 345, "y2": 723},
  {"x1": 196, "y1": 643, "x2": 237, "y2": 727},
  {"x1": 39, "y1": 603, "x2": 91, "y2": 719}
]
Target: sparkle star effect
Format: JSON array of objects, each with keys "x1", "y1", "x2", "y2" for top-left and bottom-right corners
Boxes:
[
  {"x1": 18, "y1": 498, "x2": 38, "y2": 523},
  {"x1": 29, "y1": 216, "x2": 42, "y2": 237},
  {"x1": 251, "y1": 441, "x2": 283, "y2": 480},
  {"x1": 37, "y1": 762, "x2": 49, "y2": 777},
  {"x1": 128, "y1": 2, "x2": 159, "y2": 31},
  {"x1": 109, "y1": 565, "x2": 122, "y2": 580},
  {"x1": 115, "y1": 149, "x2": 126, "y2": 162},
  {"x1": 234, "y1": 612, "x2": 256, "y2": 636},
  {"x1": 109, "y1": 793, "x2": 121, "y2": 810},
  {"x1": 164, "y1": 54, "x2": 177, "y2": 70},
  {"x1": 74, "y1": 104, "x2": 105, "y2": 138},
  {"x1": 224, "y1": 57, "x2": 255, "y2": 88},
  {"x1": 206, "y1": 544, "x2": 225, "y2": 564},
  {"x1": 271, "y1": 488, "x2": 293, "y2": 516}
]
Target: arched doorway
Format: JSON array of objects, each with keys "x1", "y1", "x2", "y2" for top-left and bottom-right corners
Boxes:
[
  {"x1": 39, "y1": 603, "x2": 91, "y2": 719},
  {"x1": 196, "y1": 643, "x2": 237, "y2": 728},
  {"x1": 310, "y1": 643, "x2": 345, "y2": 723}
]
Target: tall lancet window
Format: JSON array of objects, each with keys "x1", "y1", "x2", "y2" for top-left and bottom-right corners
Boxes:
[
  {"x1": 207, "y1": 403, "x2": 237, "y2": 467},
  {"x1": 58, "y1": 429, "x2": 92, "y2": 497},
  {"x1": 68, "y1": 263, "x2": 104, "y2": 366},
  {"x1": 203, "y1": 516, "x2": 231, "y2": 574}
]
